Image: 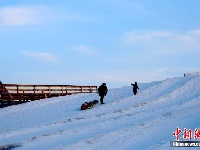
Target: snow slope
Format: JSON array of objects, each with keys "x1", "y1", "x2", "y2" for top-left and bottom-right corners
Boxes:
[{"x1": 0, "y1": 76, "x2": 200, "y2": 150}]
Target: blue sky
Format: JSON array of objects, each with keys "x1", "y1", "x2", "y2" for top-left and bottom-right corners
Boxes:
[{"x1": 1, "y1": 0, "x2": 200, "y2": 88}]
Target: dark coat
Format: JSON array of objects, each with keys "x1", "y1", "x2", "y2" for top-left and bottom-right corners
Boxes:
[
  {"x1": 98, "y1": 84, "x2": 108, "y2": 96},
  {"x1": 131, "y1": 83, "x2": 139, "y2": 92},
  {"x1": 0, "y1": 81, "x2": 2, "y2": 94}
]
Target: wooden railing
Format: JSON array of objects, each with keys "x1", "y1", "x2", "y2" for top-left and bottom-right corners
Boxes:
[{"x1": 0, "y1": 84, "x2": 97, "y2": 107}]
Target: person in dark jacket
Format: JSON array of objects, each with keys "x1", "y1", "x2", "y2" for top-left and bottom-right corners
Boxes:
[
  {"x1": 98, "y1": 83, "x2": 108, "y2": 104},
  {"x1": 131, "y1": 82, "x2": 139, "y2": 95},
  {"x1": 0, "y1": 81, "x2": 2, "y2": 94}
]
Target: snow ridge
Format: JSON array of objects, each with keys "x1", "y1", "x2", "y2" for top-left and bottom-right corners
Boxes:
[{"x1": 0, "y1": 76, "x2": 200, "y2": 150}]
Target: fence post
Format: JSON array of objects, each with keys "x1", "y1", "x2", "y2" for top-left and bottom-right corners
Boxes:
[
  {"x1": 49, "y1": 85, "x2": 51, "y2": 97},
  {"x1": 17, "y1": 85, "x2": 22, "y2": 103},
  {"x1": 66, "y1": 86, "x2": 68, "y2": 95},
  {"x1": 17, "y1": 85, "x2": 19, "y2": 100},
  {"x1": 81, "y1": 86, "x2": 83, "y2": 93},
  {"x1": 90, "y1": 86, "x2": 92, "y2": 93},
  {"x1": 0, "y1": 85, "x2": 4, "y2": 106},
  {"x1": 1, "y1": 85, "x2": 4, "y2": 103},
  {"x1": 33, "y1": 85, "x2": 36, "y2": 100}
]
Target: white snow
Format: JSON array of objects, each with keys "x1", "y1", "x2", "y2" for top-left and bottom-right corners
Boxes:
[{"x1": 1, "y1": 76, "x2": 200, "y2": 150}]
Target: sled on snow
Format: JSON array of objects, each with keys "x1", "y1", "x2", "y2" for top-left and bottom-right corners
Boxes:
[{"x1": 81, "y1": 100, "x2": 99, "y2": 110}]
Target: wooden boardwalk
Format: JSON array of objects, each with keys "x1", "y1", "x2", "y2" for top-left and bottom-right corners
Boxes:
[{"x1": 0, "y1": 84, "x2": 97, "y2": 108}]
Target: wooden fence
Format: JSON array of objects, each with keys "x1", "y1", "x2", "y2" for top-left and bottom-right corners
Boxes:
[{"x1": 0, "y1": 84, "x2": 97, "y2": 107}]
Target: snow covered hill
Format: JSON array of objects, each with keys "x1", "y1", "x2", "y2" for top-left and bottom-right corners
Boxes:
[{"x1": 0, "y1": 76, "x2": 200, "y2": 150}]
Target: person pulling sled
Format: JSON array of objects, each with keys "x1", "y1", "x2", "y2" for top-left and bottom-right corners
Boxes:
[{"x1": 98, "y1": 83, "x2": 108, "y2": 104}]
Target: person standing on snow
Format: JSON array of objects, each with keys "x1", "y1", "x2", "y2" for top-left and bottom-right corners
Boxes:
[
  {"x1": 0, "y1": 81, "x2": 2, "y2": 94},
  {"x1": 98, "y1": 83, "x2": 108, "y2": 104},
  {"x1": 131, "y1": 82, "x2": 139, "y2": 95}
]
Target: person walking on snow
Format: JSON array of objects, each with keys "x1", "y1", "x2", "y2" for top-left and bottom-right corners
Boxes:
[
  {"x1": 98, "y1": 83, "x2": 108, "y2": 104},
  {"x1": 131, "y1": 82, "x2": 139, "y2": 95}
]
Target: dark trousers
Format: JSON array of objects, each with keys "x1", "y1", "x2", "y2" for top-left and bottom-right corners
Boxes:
[
  {"x1": 133, "y1": 90, "x2": 137, "y2": 95},
  {"x1": 100, "y1": 95, "x2": 104, "y2": 104}
]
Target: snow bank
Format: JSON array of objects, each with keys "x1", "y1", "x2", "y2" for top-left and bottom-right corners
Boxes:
[{"x1": 0, "y1": 76, "x2": 200, "y2": 150}]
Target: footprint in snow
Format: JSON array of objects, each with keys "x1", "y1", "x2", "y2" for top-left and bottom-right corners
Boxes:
[{"x1": 162, "y1": 112, "x2": 171, "y2": 117}]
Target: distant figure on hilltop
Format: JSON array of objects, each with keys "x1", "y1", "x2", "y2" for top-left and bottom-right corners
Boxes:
[
  {"x1": 98, "y1": 83, "x2": 108, "y2": 104},
  {"x1": 131, "y1": 82, "x2": 139, "y2": 95}
]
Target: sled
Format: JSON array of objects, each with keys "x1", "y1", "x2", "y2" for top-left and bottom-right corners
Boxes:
[{"x1": 81, "y1": 100, "x2": 99, "y2": 110}]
